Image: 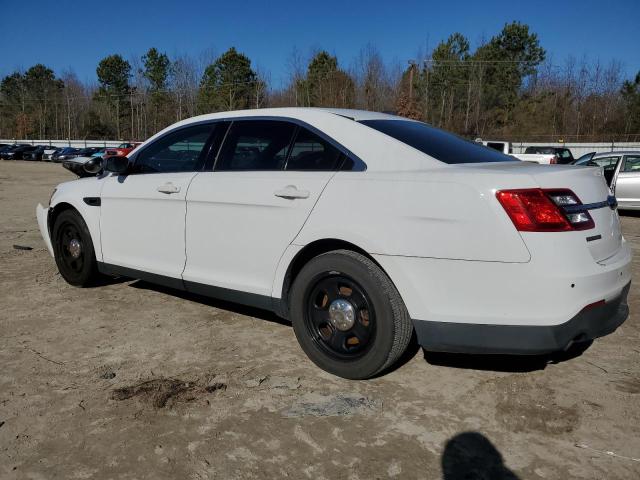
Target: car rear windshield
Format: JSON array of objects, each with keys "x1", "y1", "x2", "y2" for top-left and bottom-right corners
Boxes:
[{"x1": 359, "y1": 120, "x2": 514, "y2": 164}]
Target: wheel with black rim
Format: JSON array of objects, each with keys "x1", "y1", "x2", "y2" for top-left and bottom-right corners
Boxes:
[
  {"x1": 52, "y1": 209, "x2": 100, "y2": 287},
  {"x1": 289, "y1": 249, "x2": 413, "y2": 379}
]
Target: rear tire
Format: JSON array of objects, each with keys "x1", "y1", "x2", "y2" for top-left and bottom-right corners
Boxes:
[
  {"x1": 289, "y1": 249, "x2": 413, "y2": 379},
  {"x1": 52, "y1": 209, "x2": 101, "y2": 287}
]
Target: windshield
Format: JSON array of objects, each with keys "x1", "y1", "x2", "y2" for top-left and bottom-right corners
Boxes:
[{"x1": 359, "y1": 120, "x2": 514, "y2": 164}]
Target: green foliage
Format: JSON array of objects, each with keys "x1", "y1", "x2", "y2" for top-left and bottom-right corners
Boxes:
[
  {"x1": 198, "y1": 47, "x2": 259, "y2": 112},
  {"x1": 475, "y1": 21, "x2": 546, "y2": 128},
  {"x1": 142, "y1": 48, "x2": 170, "y2": 93},
  {"x1": 96, "y1": 54, "x2": 131, "y2": 99},
  {"x1": 621, "y1": 72, "x2": 640, "y2": 133},
  {"x1": 297, "y1": 51, "x2": 354, "y2": 107},
  {"x1": 0, "y1": 65, "x2": 63, "y2": 137}
]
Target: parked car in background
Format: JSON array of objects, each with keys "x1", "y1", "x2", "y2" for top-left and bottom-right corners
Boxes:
[
  {"x1": 51, "y1": 147, "x2": 82, "y2": 162},
  {"x1": 42, "y1": 146, "x2": 61, "y2": 161},
  {"x1": 61, "y1": 149, "x2": 103, "y2": 176},
  {"x1": 36, "y1": 108, "x2": 631, "y2": 379},
  {"x1": 524, "y1": 146, "x2": 575, "y2": 164},
  {"x1": 0, "y1": 144, "x2": 16, "y2": 156},
  {"x1": 477, "y1": 140, "x2": 559, "y2": 164},
  {"x1": 574, "y1": 151, "x2": 640, "y2": 210},
  {"x1": 0, "y1": 144, "x2": 35, "y2": 160},
  {"x1": 105, "y1": 142, "x2": 142, "y2": 157},
  {"x1": 91, "y1": 147, "x2": 107, "y2": 158},
  {"x1": 613, "y1": 152, "x2": 640, "y2": 210},
  {"x1": 23, "y1": 145, "x2": 49, "y2": 161}
]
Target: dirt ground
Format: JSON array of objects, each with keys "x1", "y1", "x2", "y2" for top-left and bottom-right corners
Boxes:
[{"x1": 0, "y1": 160, "x2": 639, "y2": 480}]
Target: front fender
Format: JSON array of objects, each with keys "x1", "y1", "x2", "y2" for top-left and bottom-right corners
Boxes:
[{"x1": 46, "y1": 178, "x2": 104, "y2": 261}]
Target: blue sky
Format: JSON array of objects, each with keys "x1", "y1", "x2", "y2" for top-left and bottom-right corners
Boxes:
[{"x1": 1, "y1": 0, "x2": 639, "y2": 87}]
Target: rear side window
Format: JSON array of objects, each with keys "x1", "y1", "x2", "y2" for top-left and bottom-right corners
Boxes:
[
  {"x1": 360, "y1": 120, "x2": 514, "y2": 164},
  {"x1": 216, "y1": 121, "x2": 296, "y2": 171},
  {"x1": 134, "y1": 124, "x2": 214, "y2": 173},
  {"x1": 286, "y1": 128, "x2": 342, "y2": 171}
]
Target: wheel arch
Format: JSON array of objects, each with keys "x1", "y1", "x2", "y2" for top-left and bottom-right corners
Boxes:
[
  {"x1": 48, "y1": 199, "x2": 103, "y2": 262},
  {"x1": 48, "y1": 201, "x2": 79, "y2": 235},
  {"x1": 277, "y1": 238, "x2": 400, "y2": 319}
]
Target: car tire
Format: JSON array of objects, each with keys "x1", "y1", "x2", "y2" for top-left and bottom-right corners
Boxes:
[
  {"x1": 52, "y1": 209, "x2": 101, "y2": 287},
  {"x1": 289, "y1": 249, "x2": 413, "y2": 379}
]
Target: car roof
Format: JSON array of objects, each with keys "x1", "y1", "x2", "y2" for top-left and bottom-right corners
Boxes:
[
  {"x1": 171, "y1": 107, "x2": 405, "y2": 125},
  {"x1": 134, "y1": 107, "x2": 437, "y2": 172},
  {"x1": 593, "y1": 151, "x2": 640, "y2": 157}
]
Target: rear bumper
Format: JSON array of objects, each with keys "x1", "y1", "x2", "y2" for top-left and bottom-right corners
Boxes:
[
  {"x1": 36, "y1": 203, "x2": 54, "y2": 257},
  {"x1": 413, "y1": 282, "x2": 630, "y2": 354}
]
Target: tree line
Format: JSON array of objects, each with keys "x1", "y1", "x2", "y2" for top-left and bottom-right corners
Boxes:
[{"x1": 1, "y1": 22, "x2": 639, "y2": 142}]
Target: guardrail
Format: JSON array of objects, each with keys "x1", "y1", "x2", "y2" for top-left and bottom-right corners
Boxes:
[{"x1": 0, "y1": 139, "x2": 124, "y2": 148}]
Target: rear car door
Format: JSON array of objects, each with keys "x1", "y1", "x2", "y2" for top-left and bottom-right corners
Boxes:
[
  {"x1": 183, "y1": 120, "x2": 344, "y2": 302},
  {"x1": 100, "y1": 123, "x2": 216, "y2": 281},
  {"x1": 614, "y1": 154, "x2": 640, "y2": 209}
]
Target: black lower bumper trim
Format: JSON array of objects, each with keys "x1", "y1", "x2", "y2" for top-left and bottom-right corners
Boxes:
[{"x1": 412, "y1": 282, "x2": 630, "y2": 355}]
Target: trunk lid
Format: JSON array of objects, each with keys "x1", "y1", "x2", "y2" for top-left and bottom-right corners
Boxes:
[{"x1": 466, "y1": 162, "x2": 622, "y2": 262}]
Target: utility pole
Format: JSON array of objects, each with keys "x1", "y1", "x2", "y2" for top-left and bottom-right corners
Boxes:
[{"x1": 408, "y1": 61, "x2": 416, "y2": 102}]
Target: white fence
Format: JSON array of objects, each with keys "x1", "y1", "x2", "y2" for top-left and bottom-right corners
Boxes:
[
  {"x1": 0, "y1": 139, "x2": 123, "y2": 148},
  {"x1": 3, "y1": 139, "x2": 640, "y2": 158},
  {"x1": 511, "y1": 142, "x2": 640, "y2": 157}
]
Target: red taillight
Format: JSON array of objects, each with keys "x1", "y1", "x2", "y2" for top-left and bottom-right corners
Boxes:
[
  {"x1": 550, "y1": 156, "x2": 558, "y2": 164},
  {"x1": 496, "y1": 188, "x2": 594, "y2": 232}
]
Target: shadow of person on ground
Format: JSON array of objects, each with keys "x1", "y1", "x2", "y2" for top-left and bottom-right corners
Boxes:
[
  {"x1": 442, "y1": 432, "x2": 520, "y2": 480},
  {"x1": 423, "y1": 340, "x2": 593, "y2": 373}
]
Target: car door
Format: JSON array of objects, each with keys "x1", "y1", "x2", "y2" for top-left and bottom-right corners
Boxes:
[
  {"x1": 594, "y1": 155, "x2": 621, "y2": 187},
  {"x1": 614, "y1": 154, "x2": 640, "y2": 209},
  {"x1": 183, "y1": 120, "x2": 344, "y2": 303},
  {"x1": 100, "y1": 123, "x2": 216, "y2": 282}
]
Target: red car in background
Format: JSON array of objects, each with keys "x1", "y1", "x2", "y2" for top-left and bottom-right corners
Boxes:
[{"x1": 105, "y1": 142, "x2": 142, "y2": 157}]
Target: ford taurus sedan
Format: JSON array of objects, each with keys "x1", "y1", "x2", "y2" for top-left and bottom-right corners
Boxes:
[{"x1": 36, "y1": 108, "x2": 631, "y2": 379}]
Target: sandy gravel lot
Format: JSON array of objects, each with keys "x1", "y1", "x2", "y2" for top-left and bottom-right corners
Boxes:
[{"x1": 0, "y1": 160, "x2": 639, "y2": 479}]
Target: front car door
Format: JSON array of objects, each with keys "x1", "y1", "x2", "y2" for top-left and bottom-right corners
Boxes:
[
  {"x1": 594, "y1": 155, "x2": 621, "y2": 187},
  {"x1": 99, "y1": 123, "x2": 216, "y2": 282},
  {"x1": 614, "y1": 154, "x2": 640, "y2": 209},
  {"x1": 183, "y1": 119, "x2": 346, "y2": 305}
]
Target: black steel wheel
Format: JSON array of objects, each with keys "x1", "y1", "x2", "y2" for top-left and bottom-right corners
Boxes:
[
  {"x1": 290, "y1": 249, "x2": 413, "y2": 379},
  {"x1": 52, "y1": 209, "x2": 100, "y2": 287},
  {"x1": 305, "y1": 274, "x2": 376, "y2": 359}
]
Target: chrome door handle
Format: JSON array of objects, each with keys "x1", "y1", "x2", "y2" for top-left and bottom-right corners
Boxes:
[
  {"x1": 157, "y1": 183, "x2": 181, "y2": 194},
  {"x1": 274, "y1": 185, "x2": 310, "y2": 199}
]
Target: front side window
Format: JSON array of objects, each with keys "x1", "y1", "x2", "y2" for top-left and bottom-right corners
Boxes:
[
  {"x1": 216, "y1": 121, "x2": 296, "y2": 171},
  {"x1": 622, "y1": 155, "x2": 640, "y2": 172},
  {"x1": 286, "y1": 128, "x2": 342, "y2": 171},
  {"x1": 593, "y1": 156, "x2": 619, "y2": 168},
  {"x1": 360, "y1": 120, "x2": 514, "y2": 164},
  {"x1": 134, "y1": 124, "x2": 214, "y2": 174}
]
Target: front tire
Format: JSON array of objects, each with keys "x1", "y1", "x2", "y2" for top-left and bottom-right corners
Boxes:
[
  {"x1": 52, "y1": 209, "x2": 101, "y2": 287},
  {"x1": 289, "y1": 250, "x2": 413, "y2": 379}
]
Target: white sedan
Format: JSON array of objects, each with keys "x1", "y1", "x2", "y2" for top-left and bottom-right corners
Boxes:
[{"x1": 36, "y1": 108, "x2": 632, "y2": 379}]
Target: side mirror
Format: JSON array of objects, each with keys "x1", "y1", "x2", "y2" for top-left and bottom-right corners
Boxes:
[
  {"x1": 83, "y1": 157, "x2": 104, "y2": 174},
  {"x1": 104, "y1": 155, "x2": 130, "y2": 175}
]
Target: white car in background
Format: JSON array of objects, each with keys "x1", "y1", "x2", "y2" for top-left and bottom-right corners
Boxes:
[
  {"x1": 478, "y1": 140, "x2": 562, "y2": 164},
  {"x1": 36, "y1": 108, "x2": 631, "y2": 379}
]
